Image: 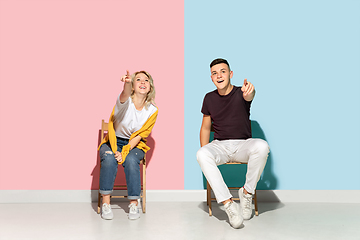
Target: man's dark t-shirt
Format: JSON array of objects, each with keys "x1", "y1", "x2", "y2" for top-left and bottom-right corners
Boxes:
[{"x1": 201, "y1": 86, "x2": 252, "y2": 140}]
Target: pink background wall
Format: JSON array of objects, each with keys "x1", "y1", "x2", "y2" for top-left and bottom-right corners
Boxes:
[{"x1": 0, "y1": 0, "x2": 184, "y2": 190}]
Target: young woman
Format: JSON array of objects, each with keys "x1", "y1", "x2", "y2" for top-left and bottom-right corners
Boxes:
[{"x1": 98, "y1": 70, "x2": 158, "y2": 220}]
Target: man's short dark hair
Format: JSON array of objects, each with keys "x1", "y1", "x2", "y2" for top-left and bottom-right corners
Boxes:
[{"x1": 210, "y1": 58, "x2": 230, "y2": 70}]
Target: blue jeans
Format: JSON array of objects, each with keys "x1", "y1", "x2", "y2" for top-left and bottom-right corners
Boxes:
[{"x1": 99, "y1": 137, "x2": 144, "y2": 200}]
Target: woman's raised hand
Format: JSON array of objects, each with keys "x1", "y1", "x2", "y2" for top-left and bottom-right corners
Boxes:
[
  {"x1": 119, "y1": 70, "x2": 132, "y2": 102},
  {"x1": 120, "y1": 70, "x2": 132, "y2": 83}
]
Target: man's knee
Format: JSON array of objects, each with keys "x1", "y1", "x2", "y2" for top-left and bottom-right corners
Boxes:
[
  {"x1": 196, "y1": 148, "x2": 205, "y2": 163},
  {"x1": 196, "y1": 147, "x2": 213, "y2": 165},
  {"x1": 252, "y1": 139, "x2": 270, "y2": 155}
]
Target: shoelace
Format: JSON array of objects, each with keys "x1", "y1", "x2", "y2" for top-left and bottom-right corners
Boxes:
[
  {"x1": 243, "y1": 196, "x2": 252, "y2": 213},
  {"x1": 129, "y1": 203, "x2": 137, "y2": 213},
  {"x1": 226, "y1": 203, "x2": 237, "y2": 217},
  {"x1": 103, "y1": 204, "x2": 111, "y2": 213}
]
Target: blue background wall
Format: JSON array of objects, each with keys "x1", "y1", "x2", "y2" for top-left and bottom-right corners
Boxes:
[{"x1": 184, "y1": 0, "x2": 360, "y2": 190}]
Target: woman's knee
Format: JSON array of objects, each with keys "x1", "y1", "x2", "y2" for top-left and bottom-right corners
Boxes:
[
  {"x1": 123, "y1": 149, "x2": 143, "y2": 167},
  {"x1": 100, "y1": 151, "x2": 117, "y2": 168}
]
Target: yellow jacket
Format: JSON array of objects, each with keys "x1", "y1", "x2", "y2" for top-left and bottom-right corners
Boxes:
[{"x1": 98, "y1": 105, "x2": 158, "y2": 164}]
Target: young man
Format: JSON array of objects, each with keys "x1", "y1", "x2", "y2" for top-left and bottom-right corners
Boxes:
[{"x1": 197, "y1": 58, "x2": 269, "y2": 228}]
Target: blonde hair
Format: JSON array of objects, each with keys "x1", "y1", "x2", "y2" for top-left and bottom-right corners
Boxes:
[{"x1": 130, "y1": 71, "x2": 156, "y2": 110}]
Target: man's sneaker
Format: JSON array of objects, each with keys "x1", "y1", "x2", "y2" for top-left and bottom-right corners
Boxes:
[
  {"x1": 224, "y1": 201, "x2": 243, "y2": 228},
  {"x1": 239, "y1": 187, "x2": 253, "y2": 220},
  {"x1": 101, "y1": 203, "x2": 113, "y2": 220},
  {"x1": 128, "y1": 202, "x2": 140, "y2": 220}
]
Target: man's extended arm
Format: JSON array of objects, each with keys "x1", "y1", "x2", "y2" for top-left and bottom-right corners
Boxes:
[
  {"x1": 200, "y1": 115, "x2": 212, "y2": 147},
  {"x1": 241, "y1": 79, "x2": 255, "y2": 102}
]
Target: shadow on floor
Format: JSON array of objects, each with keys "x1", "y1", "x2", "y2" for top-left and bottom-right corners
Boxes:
[
  {"x1": 198, "y1": 196, "x2": 285, "y2": 220},
  {"x1": 257, "y1": 202, "x2": 285, "y2": 215},
  {"x1": 198, "y1": 202, "x2": 245, "y2": 229}
]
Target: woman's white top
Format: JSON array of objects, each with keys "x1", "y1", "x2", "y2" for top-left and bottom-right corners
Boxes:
[{"x1": 113, "y1": 96, "x2": 157, "y2": 139}]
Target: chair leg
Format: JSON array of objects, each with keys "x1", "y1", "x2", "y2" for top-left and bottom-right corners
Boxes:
[
  {"x1": 142, "y1": 161, "x2": 146, "y2": 213},
  {"x1": 97, "y1": 192, "x2": 102, "y2": 214},
  {"x1": 206, "y1": 181, "x2": 212, "y2": 216},
  {"x1": 98, "y1": 150, "x2": 103, "y2": 214},
  {"x1": 254, "y1": 189, "x2": 259, "y2": 216}
]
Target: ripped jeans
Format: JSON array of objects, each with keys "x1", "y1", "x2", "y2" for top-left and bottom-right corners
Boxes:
[{"x1": 99, "y1": 137, "x2": 144, "y2": 200}]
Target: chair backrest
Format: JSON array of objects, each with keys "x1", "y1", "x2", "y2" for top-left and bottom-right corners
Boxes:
[{"x1": 101, "y1": 120, "x2": 108, "y2": 140}]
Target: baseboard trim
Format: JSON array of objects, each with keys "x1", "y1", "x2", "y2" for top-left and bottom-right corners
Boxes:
[
  {"x1": 244, "y1": 190, "x2": 360, "y2": 203},
  {"x1": 0, "y1": 190, "x2": 359, "y2": 203}
]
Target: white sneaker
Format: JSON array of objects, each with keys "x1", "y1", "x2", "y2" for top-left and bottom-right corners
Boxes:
[
  {"x1": 101, "y1": 203, "x2": 113, "y2": 220},
  {"x1": 128, "y1": 202, "x2": 140, "y2": 220},
  {"x1": 224, "y1": 201, "x2": 243, "y2": 228},
  {"x1": 239, "y1": 187, "x2": 253, "y2": 220}
]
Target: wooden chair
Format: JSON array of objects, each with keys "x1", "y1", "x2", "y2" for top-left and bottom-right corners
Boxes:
[
  {"x1": 97, "y1": 119, "x2": 146, "y2": 214},
  {"x1": 206, "y1": 123, "x2": 259, "y2": 217}
]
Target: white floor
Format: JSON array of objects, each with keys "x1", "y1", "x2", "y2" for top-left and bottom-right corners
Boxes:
[{"x1": 1, "y1": 201, "x2": 359, "y2": 240}]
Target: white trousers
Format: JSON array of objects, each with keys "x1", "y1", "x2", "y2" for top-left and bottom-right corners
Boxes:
[{"x1": 197, "y1": 138, "x2": 269, "y2": 203}]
